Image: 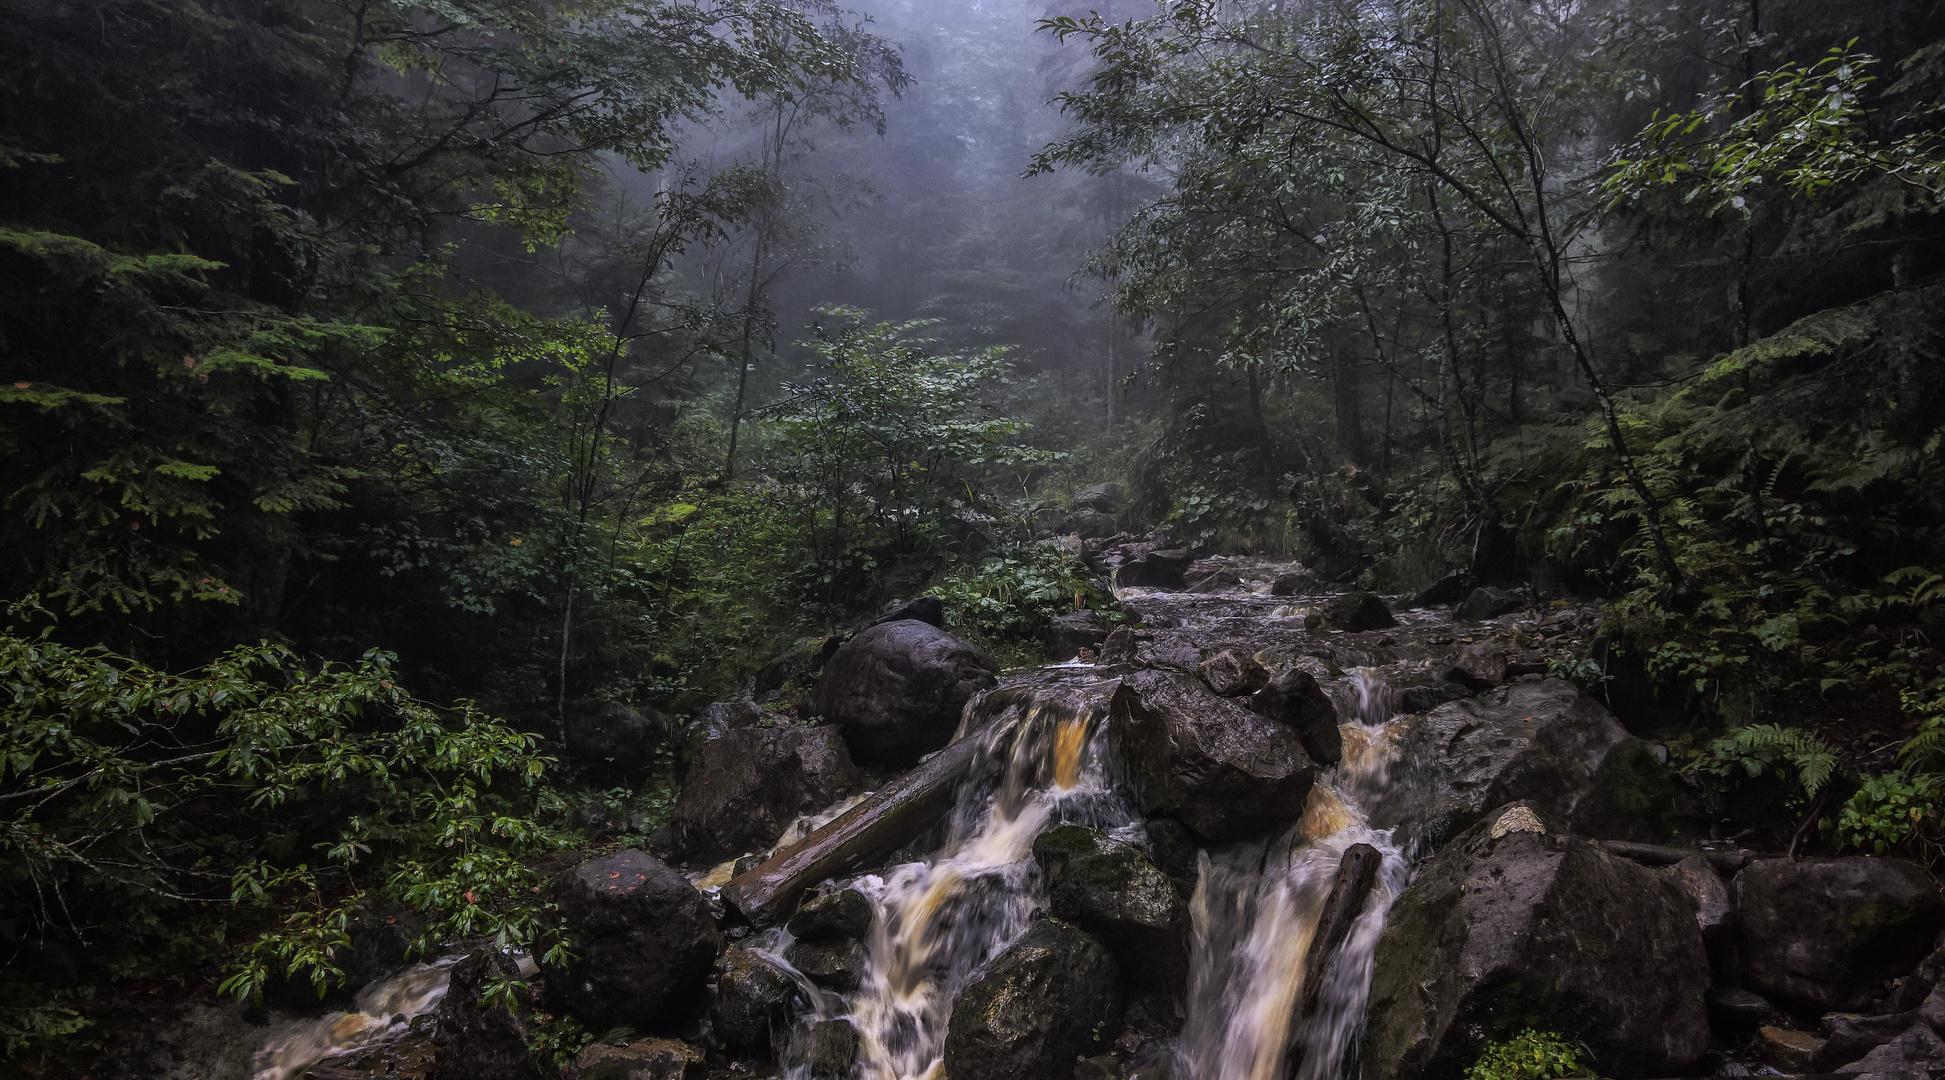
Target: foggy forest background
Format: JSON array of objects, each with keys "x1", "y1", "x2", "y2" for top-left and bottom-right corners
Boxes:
[{"x1": 3, "y1": 0, "x2": 1945, "y2": 1067}]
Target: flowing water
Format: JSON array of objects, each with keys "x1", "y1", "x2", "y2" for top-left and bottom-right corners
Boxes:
[
  {"x1": 250, "y1": 956, "x2": 460, "y2": 1080},
  {"x1": 779, "y1": 571, "x2": 1438, "y2": 1080}
]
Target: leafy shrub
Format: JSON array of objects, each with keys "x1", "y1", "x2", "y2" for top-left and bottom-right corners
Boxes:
[
  {"x1": 927, "y1": 540, "x2": 1117, "y2": 663},
  {"x1": 1693, "y1": 723, "x2": 1839, "y2": 799},
  {"x1": 1465, "y1": 1029, "x2": 1588, "y2": 1080},
  {"x1": 0, "y1": 600, "x2": 568, "y2": 1050},
  {"x1": 1833, "y1": 770, "x2": 1940, "y2": 854}
]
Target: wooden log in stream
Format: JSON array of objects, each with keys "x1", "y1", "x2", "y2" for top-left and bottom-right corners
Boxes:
[
  {"x1": 1298, "y1": 842, "x2": 1383, "y2": 1022},
  {"x1": 721, "y1": 734, "x2": 984, "y2": 927}
]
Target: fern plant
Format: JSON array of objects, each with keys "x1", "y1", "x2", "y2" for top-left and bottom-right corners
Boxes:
[{"x1": 1695, "y1": 723, "x2": 1840, "y2": 797}]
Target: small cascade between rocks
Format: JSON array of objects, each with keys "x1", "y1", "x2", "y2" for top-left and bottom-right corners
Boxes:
[
  {"x1": 781, "y1": 677, "x2": 1137, "y2": 1080},
  {"x1": 1177, "y1": 669, "x2": 1412, "y2": 1080},
  {"x1": 250, "y1": 957, "x2": 459, "y2": 1080},
  {"x1": 774, "y1": 617, "x2": 1429, "y2": 1080}
]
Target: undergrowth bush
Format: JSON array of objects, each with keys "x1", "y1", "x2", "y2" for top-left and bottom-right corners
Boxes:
[
  {"x1": 1465, "y1": 1029, "x2": 1589, "y2": 1080},
  {"x1": 927, "y1": 539, "x2": 1120, "y2": 665}
]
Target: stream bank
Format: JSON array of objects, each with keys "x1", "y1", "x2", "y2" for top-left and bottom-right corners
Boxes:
[{"x1": 126, "y1": 547, "x2": 1945, "y2": 1080}]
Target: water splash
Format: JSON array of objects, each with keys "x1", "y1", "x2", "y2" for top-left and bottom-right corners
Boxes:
[
  {"x1": 787, "y1": 679, "x2": 1135, "y2": 1080},
  {"x1": 1176, "y1": 664, "x2": 1413, "y2": 1080},
  {"x1": 250, "y1": 957, "x2": 459, "y2": 1080}
]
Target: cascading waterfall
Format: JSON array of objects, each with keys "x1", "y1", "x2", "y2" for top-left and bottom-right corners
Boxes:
[
  {"x1": 776, "y1": 657, "x2": 1423, "y2": 1080},
  {"x1": 250, "y1": 956, "x2": 460, "y2": 1080},
  {"x1": 784, "y1": 679, "x2": 1138, "y2": 1080},
  {"x1": 1176, "y1": 668, "x2": 1411, "y2": 1080}
]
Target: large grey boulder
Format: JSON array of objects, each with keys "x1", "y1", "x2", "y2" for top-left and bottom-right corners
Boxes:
[
  {"x1": 811, "y1": 620, "x2": 999, "y2": 768},
  {"x1": 1067, "y1": 509, "x2": 1120, "y2": 540},
  {"x1": 1456, "y1": 586, "x2": 1522, "y2": 622},
  {"x1": 1305, "y1": 590, "x2": 1397, "y2": 632},
  {"x1": 1249, "y1": 665, "x2": 1342, "y2": 767},
  {"x1": 671, "y1": 725, "x2": 863, "y2": 862},
  {"x1": 546, "y1": 850, "x2": 721, "y2": 1032},
  {"x1": 942, "y1": 917, "x2": 1121, "y2": 1080},
  {"x1": 1365, "y1": 678, "x2": 1676, "y2": 845},
  {"x1": 1362, "y1": 805, "x2": 1711, "y2": 1080},
  {"x1": 1108, "y1": 670, "x2": 1315, "y2": 842},
  {"x1": 1739, "y1": 856, "x2": 1943, "y2": 1013},
  {"x1": 1111, "y1": 547, "x2": 1193, "y2": 590},
  {"x1": 563, "y1": 700, "x2": 671, "y2": 776},
  {"x1": 1839, "y1": 1023, "x2": 1945, "y2": 1074},
  {"x1": 1031, "y1": 825, "x2": 1187, "y2": 990},
  {"x1": 429, "y1": 952, "x2": 545, "y2": 1080}
]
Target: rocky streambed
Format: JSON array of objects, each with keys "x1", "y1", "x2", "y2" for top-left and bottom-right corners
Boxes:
[{"x1": 158, "y1": 545, "x2": 1945, "y2": 1080}]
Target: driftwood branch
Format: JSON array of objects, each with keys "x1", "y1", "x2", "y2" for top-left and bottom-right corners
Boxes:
[{"x1": 721, "y1": 735, "x2": 984, "y2": 926}]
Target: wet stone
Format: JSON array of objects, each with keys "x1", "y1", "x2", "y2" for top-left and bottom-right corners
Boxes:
[
  {"x1": 1197, "y1": 650, "x2": 1268, "y2": 696},
  {"x1": 1304, "y1": 590, "x2": 1397, "y2": 632},
  {"x1": 569, "y1": 1038, "x2": 705, "y2": 1080},
  {"x1": 711, "y1": 945, "x2": 798, "y2": 1056},
  {"x1": 1839, "y1": 1022, "x2": 1945, "y2": 1074},
  {"x1": 787, "y1": 885, "x2": 874, "y2": 940},
  {"x1": 786, "y1": 937, "x2": 868, "y2": 992},
  {"x1": 1757, "y1": 1026, "x2": 1825, "y2": 1073},
  {"x1": 942, "y1": 917, "x2": 1122, "y2": 1080},
  {"x1": 1032, "y1": 824, "x2": 1186, "y2": 991},
  {"x1": 788, "y1": 1018, "x2": 860, "y2": 1080},
  {"x1": 1706, "y1": 986, "x2": 1775, "y2": 1030}
]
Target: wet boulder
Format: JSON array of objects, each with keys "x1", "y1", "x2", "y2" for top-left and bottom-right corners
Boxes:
[
  {"x1": 1112, "y1": 548, "x2": 1193, "y2": 590},
  {"x1": 429, "y1": 952, "x2": 545, "y2": 1080},
  {"x1": 1249, "y1": 666, "x2": 1342, "y2": 767},
  {"x1": 684, "y1": 697, "x2": 766, "y2": 759},
  {"x1": 1075, "y1": 482, "x2": 1126, "y2": 513},
  {"x1": 1198, "y1": 650, "x2": 1269, "y2": 696},
  {"x1": 1271, "y1": 568, "x2": 1320, "y2": 597},
  {"x1": 1840, "y1": 1023, "x2": 1945, "y2": 1074},
  {"x1": 671, "y1": 725, "x2": 863, "y2": 862},
  {"x1": 788, "y1": 1019, "x2": 861, "y2": 1079},
  {"x1": 1443, "y1": 642, "x2": 1507, "y2": 690},
  {"x1": 1366, "y1": 678, "x2": 1677, "y2": 845},
  {"x1": 942, "y1": 917, "x2": 1122, "y2": 1080},
  {"x1": 1417, "y1": 571, "x2": 1472, "y2": 606},
  {"x1": 546, "y1": 850, "x2": 721, "y2": 1032},
  {"x1": 712, "y1": 944, "x2": 800, "y2": 1056},
  {"x1": 1739, "y1": 856, "x2": 1943, "y2": 1013},
  {"x1": 788, "y1": 884, "x2": 875, "y2": 940},
  {"x1": 1032, "y1": 825, "x2": 1186, "y2": 991},
  {"x1": 870, "y1": 594, "x2": 946, "y2": 629},
  {"x1": 1305, "y1": 590, "x2": 1397, "y2": 632},
  {"x1": 811, "y1": 620, "x2": 1000, "y2": 768},
  {"x1": 785, "y1": 937, "x2": 869, "y2": 992},
  {"x1": 1108, "y1": 670, "x2": 1315, "y2": 843},
  {"x1": 568, "y1": 1038, "x2": 705, "y2": 1080},
  {"x1": 1051, "y1": 609, "x2": 1112, "y2": 660},
  {"x1": 563, "y1": 700, "x2": 671, "y2": 776},
  {"x1": 1456, "y1": 586, "x2": 1523, "y2": 622},
  {"x1": 1362, "y1": 805, "x2": 1711, "y2": 1080},
  {"x1": 1068, "y1": 509, "x2": 1121, "y2": 540}
]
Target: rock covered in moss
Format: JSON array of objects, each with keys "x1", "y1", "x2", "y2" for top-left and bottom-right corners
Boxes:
[
  {"x1": 711, "y1": 944, "x2": 799, "y2": 1056},
  {"x1": 1362, "y1": 804, "x2": 1710, "y2": 1080},
  {"x1": 942, "y1": 917, "x2": 1121, "y2": 1080},
  {"x1": 1108, "y1": 670, "x2": 1314, "y2": 842},
  {"x1": 1032, "y1": 824, "x2": 1186, "y2": 990},
  {"x1": 1738, "y1": 856, "x2": 1944, "y2": 1012}
]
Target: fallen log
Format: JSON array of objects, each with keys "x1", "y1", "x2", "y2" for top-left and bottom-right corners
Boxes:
[
  {"x1": 1298, "y1": 842, "x2": 1383, "y2": 1021},
  {"x1": 1596, "y1": 840, "x2": 1751, "y2": 876},
  {"x1": 721, "y1": 734, "x2": 984, "y2": 926}
]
